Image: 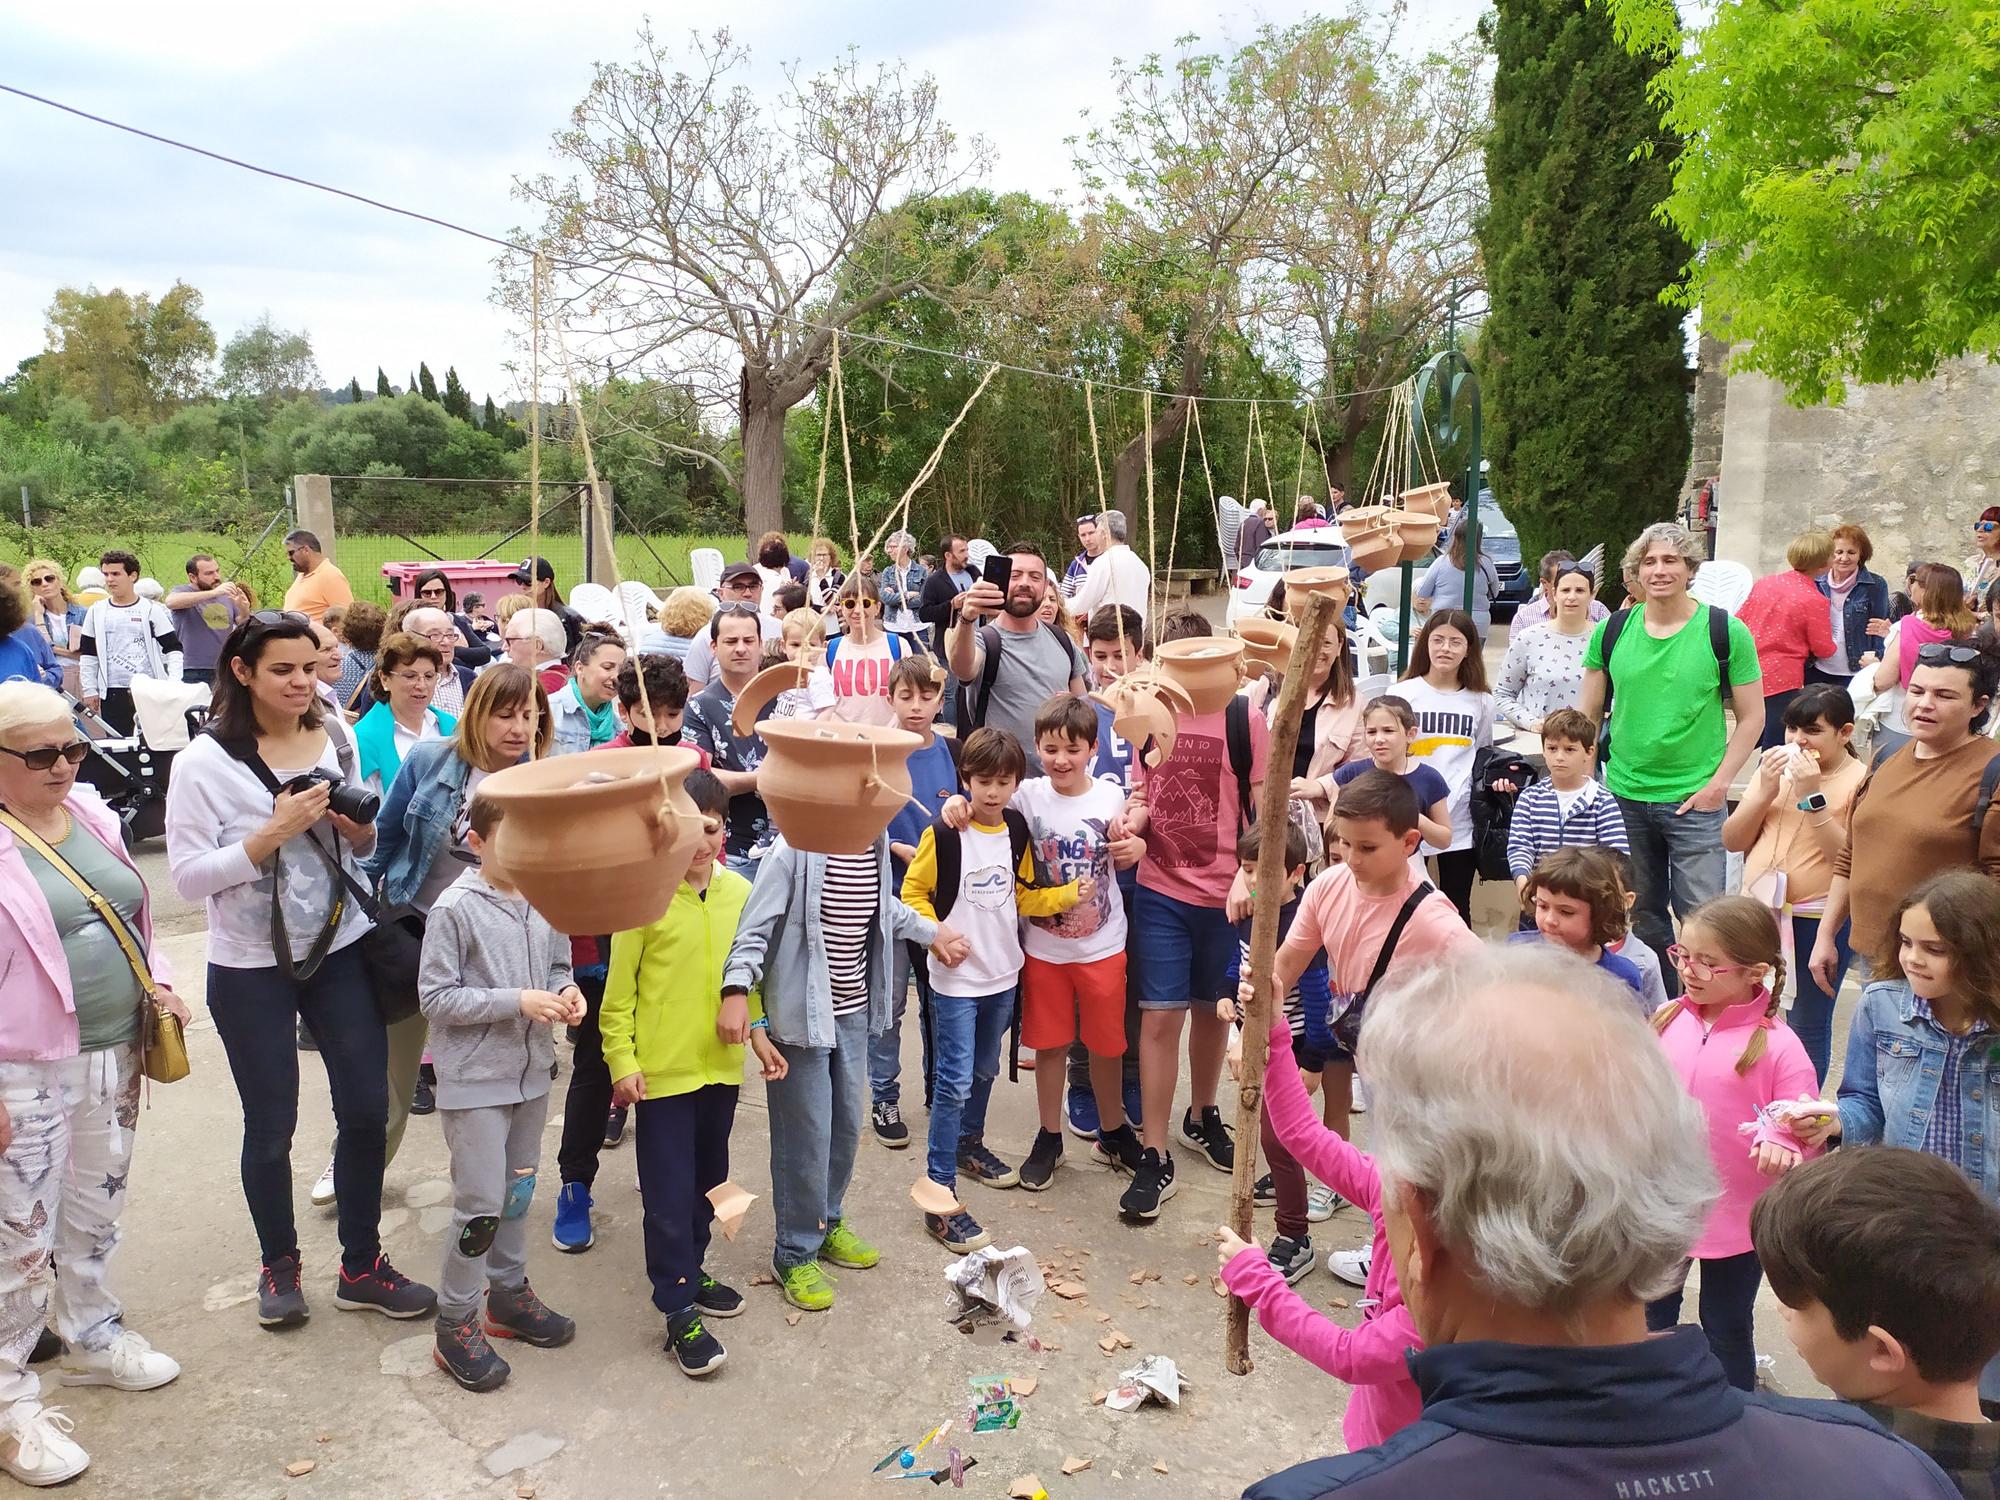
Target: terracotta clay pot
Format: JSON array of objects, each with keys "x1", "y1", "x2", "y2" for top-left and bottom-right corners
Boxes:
[
  {"x1": 757, "y1": 719, "x2": 924, "y2": 854},
  {"x1": 730, "y1": 661, "x2": 816, "y2": 737},
  {"x1": 1349, "y1": 527, "x2": 1403, "y2": 574},
  {"x1": 1388, "y1": 508, "x2": 1443, "y2": 565},
  {"x1": 482, "y1": 746, "x2": 705, "y2": 934},
  {"x1": 1399, "y1": 482, "x2": 1453, "y2": 522},
  {"x1": 1338, "y1": 504, "x2": 1394, "y2": 537},
  {"x1": 1154, "y1": 636, "x2": 1246, "y2": 715},
  {"x1": 1234, "y1": 617, "x2": 1297, "y2": 679},
  {"x1": 1283, "y1": 563, "x2": 1352, "y2": 611},
  {"x1": 1093, "y1": 672, "x2": 1194, "y2": 768}
]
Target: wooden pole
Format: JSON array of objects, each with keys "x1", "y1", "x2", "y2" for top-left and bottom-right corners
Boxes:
[{"x1": 1226, "y1": 589, "x2": 1337, "y2": 1376}]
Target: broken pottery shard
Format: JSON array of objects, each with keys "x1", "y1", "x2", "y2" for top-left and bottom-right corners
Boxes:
[
  {"x1": 1182, "y1": 1273, "x2": 1200, "y2": 1286},
  {"x1": 1062, "y1": 1456, "x2": 1093, "y2": 1475},
  {"x1": 911, "y1": 1177, "x2": 963, "y2": 1216},
  {"x1": 785, "y1": 1310, "x2": 802, "y2": 1327},
  {"x1": 1154, "y1": 1460, "x2": 1171, "y2": 1475},
  {"x1": 705, "y1": 1181, "x2": 757, "y2": 1241},
  {"x1": 1099, "y1": 1333, "x2": 1121, "y2": 1354},
  {"x1": 1050, "y1": 1281, "x2": 1089, "y2": 1300},
  {"x1": 480, "y1": 1432, "x2": 566, "y2": 1478},
  {"x1": 285, "y1": 1461, "x2": 317, "y2": 1478},
  {"x1": 1090, "y1": 1389, "x2": 1108, "y2": 1405},
  {"x1": 1008, "y1": 1478, "x2": 1045, "y2": 1500},
  {"x1": 1010, "y1": 1376, "x2": 1037, "y2": 1398}
]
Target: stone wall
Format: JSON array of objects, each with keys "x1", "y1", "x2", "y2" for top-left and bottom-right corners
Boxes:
[{"x1": 1712, "y1": 354, "x2": 2000, "y2": 580}]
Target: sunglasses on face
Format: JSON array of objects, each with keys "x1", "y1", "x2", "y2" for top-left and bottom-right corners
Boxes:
[
  {"x1": 417, "y1": 585, "x2": 447, "y2": 598},
  {"x1": 0, "y1": 742, "x2": 91, "y2": 771},
  {"x1": 28, "y1": 575, "x2": 57, "y2": 586},
  {"x1": 1977, "y1": 522, "x2": 1999, "y2": 534}
]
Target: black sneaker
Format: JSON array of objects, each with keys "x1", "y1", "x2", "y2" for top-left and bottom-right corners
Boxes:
[
  {"x1": 1268, "y1": 1234, "x2": 1317, "y2": 1286},
  {"x1": 665, "y1": 1308, "x2": 726, "y2": 1377},
  {"x1": 1018, "y1": 1129, "x2": 1063, "y2": 1191},
  {"x1": 28, "y1": 1328, "x2": 61, "y2": 1365},
  {"x1": 923, "y1": 1210, "x2": 991, "y2": 1252},
  {"x1": 1118, "y1": 1148, "x2": 1177, "y2": 1221},
  {"x1": 1090, "y1": 1122, "x2": 1144, "y2": 1174},
  {"x1": 411, "y1": 1064, "x2": 436, "y2": 1117},
  {"x1": 957, "y1": 1137, "x2": 1019, "y2": 1189},
  {"x1": 433, "y1": 1311, "x2": 510, "y2": 1391},
  {"x1": 603, "y1": 1106, "x2": 629, "y2": 1149},
  {"x1": 694, "y1": 1273, "x2": 745, "y2": 1319},
  {"x1": 871, "y1": 1099, "x2": 910, "y2": 1149},
  {"x1": 257, "y1": 1251, "x2": 309, "y2": 1329},
  {"x1": 1253, "y1": 1172, "x2": 1277, "y2": 1207},
  {"x1": 1180, "y1": 1106, "x2": 1235, "y2": 1172},
  {"x1": 334, "y1": 1255, "x2": 438, "y2": 1319},
  {"x1": 484, "y1": 1280, "x2": 576, "y2": 1348}
]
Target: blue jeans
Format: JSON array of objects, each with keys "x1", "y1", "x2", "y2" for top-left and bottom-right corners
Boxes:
[
  {"x1": 1789, "y1": 914, "x2": 1851, "y2": 1084},
  {"x1": 926, "y1": 987, "x2": 1015, "y2": 1188},
  {"x1": 1614, "y1": 798, "x2": 1726, "y2": 997},
  {"x1": 765, "y1": 1008, "x2": 868, "y2": 1271},
  {"x1": 870, "y1": 941, "x2": 935, "y2": 1107}
]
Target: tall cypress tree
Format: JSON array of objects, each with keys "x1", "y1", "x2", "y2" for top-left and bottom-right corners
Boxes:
[
  {"x1": 408, "y1": 370, "x2": 420, "y2": 398},
  {"x1": 418, "y1": 362, "x2": 440, "y2": 403},
  {"x1": 441, "y1": 365, "x2": 472, "y2": 420},
  {"x1": 347, "y1": 376, "x2": 364, "y2": 404},
  {"x1": 481, "y1": 395, "x2": 499, "y2": 430},
  {"x1": 375, "y1": 367, "x2": 393, "y2": 398},
  {"x1": 1478, "y1": 0, "x2": 1690, "y2": 582}
]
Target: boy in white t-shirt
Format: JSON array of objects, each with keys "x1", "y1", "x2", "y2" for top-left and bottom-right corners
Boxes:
[{"x1": 902, "y1": 728, "x2": 1083, "y2": 1252}]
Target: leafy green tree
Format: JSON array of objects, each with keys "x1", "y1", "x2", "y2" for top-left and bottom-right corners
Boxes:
[
  {"x1": 219, "y1": 316, "x2": 320, "y2": 402},
  {"x1": 140, "y1": 282, "x2": 218, "y2": 409},
  {"x1": 417, "y1": 363, "x2": 439, "y2": 403},
  {"x1": 347, "y1": 377, "x2": 364, "y2": 404},
  {"x1": 441, "y1": 366, "x2": 472, "y2": 420},
  {"x1": 481, "y1": 394, "x2": 498, "y2": 429},
  {"x1": 1603, "y1": 0, "x2": 2000, "y2": 403},
  {"x1": 41, "y1": 282, "x2": 215, "y2": 422},
  {"x1": 1479, "y1": 0, "x2": 1689, "y2": 576},
  {"x1": 408, "y1": 371, "x2": 419, "y2": 398},
  {"x1": 376, "y1": 368, "x2": 393, "y2": 398}
]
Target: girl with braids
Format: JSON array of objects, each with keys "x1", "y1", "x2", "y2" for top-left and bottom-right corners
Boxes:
[{"x1": 1645, "y1": 895, "x2": 1821, "y2": 1391}]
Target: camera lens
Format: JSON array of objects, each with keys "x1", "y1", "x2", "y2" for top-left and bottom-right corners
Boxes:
[{"x1": 329, "y1": 782, "x2": 380, "y2": 825}]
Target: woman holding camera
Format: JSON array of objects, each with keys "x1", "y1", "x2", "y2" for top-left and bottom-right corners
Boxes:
[{"x1": 165, "y1": 611, "x2": 435, "y2": 1331}]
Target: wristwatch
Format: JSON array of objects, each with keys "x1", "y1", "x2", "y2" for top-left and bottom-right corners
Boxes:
[{"x1": 1796, "y1": 792, "x2": 1828, "y2": 813}]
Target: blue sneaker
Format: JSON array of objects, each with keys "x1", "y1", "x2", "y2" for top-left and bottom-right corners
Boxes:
[
  {"x1": 1065, "y1": 1085, "x2": 1100, "y2": 1141},
  {"x1": 551, "y1": 1182, "x2": 593, "y2": 1253},
  {"x1": 1122, "y1": 1079, "x2": 1144, "y2": 1132}
]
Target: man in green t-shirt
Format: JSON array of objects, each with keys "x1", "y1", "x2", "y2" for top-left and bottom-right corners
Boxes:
[{"x1": 1579, "y1": 523, "x2": 1764, "y2": 994}]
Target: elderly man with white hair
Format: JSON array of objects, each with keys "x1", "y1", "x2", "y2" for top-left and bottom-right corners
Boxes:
[
  {"x1": 1247, "y1": 944, "x2": 1961, "y2": 1499},
  {"x1": 402, "y1": 607, "x2": 472, "y2": 716},
  {"x1": 1071, "y1": 509, "x2": 1153, "y2": 618},
  {"x1": 501, "y1": 607, "x2": 572, "y2": 697}
]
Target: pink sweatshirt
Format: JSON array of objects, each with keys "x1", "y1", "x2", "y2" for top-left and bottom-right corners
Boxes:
[
  {"x1": 1655, "y1": 992, "x2": 1820, "y2": 1259},
  {"x1": 1219, "y1": 1021, "x2": 1423, "y2": 1449}
]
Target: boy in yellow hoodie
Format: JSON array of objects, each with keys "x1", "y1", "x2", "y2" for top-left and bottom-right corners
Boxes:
[{"x1": 603, "y1": 770, "x2": 785, "y2": 1378}]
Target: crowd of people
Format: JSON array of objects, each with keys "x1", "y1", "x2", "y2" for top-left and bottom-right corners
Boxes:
[{"x1": 0, "y1": 502, "x2": 1996, "y2": 1495}]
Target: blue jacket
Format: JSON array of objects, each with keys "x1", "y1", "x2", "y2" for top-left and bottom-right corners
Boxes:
[
  {"x1": 354, "y1": 701, "x2": 456, "y2": 796},
  {"x1": 1247, "y1": 1326, "x2": 1956, "y2": 1498},
  {"x1": 1837, "y1": 978, "x2": 2000, "y2": 1200},
  {"x1": 0, "y1": 627, "x2": 60, "y2": 690},
  {"x1": 720, "y1": 834, "x2": 938, "y2": 1049},
  {"x1": 365, "y1": 736, "x2": 488, "y2": 908},
  {"x1": 1815, "y1": 566, "x2": 1890, "y2": 670}
]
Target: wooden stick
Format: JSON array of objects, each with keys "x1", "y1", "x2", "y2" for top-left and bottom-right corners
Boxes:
[{"x1": 1225, "y1": 589, "x2": 1337, "y2": 1376}]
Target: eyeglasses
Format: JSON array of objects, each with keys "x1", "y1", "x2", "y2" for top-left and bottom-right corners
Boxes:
[
  {"x1": 416, "y1": 585, "x2": 447, "y2": 598},
  {"x1": 0, "y1": 741, "x2": 91, "y2": 771},
  {"x1": 1665, "y1": 944, "x2": 1752, "y2": 981},
  {"x1": 389, "y1": 669, "x2": 439, "y2": 685},
  {"x1": 1916, "y1": 643, "x2": 1982, "y2": 667},
  {"x1": 248, "y1": 610, "x2": 308, "y2": 629}
]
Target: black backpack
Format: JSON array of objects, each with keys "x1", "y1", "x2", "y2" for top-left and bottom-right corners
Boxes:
[
  {"x1": 926, "y1": 808, "x2": 1040, "y2": 1082},
  {"x1": 1471, "y1": 748, "x2": 1541, "y2": 883},
  {"x1": 1598, "y1": 603, "x2": 1732, "y2": 765}
]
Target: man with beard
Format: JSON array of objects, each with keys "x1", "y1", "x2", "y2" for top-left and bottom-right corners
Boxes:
[
  {"x1": 947, "y1": 541, "x2": 1085, "y2": 774},
  {"x1": 920, "y1": 534, "x2": 976, "y2": 660}
]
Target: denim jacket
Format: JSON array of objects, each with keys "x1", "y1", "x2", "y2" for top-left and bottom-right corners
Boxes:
[
  {"x1": 1814, "y1": 566, "x2": 1890, "y2": 670},
  {"x1": 363, "y1": 736, "x2": 480, "y2": 908},
  {"x1": 1837, "y1": 979, "x2": 2000, "y2": 1200},
  {"x1": 721, "y1": 834, "x2": 938, "y2": 1049}
]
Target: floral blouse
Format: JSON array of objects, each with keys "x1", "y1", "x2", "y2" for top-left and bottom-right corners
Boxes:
[{"x1": 1494, "y1": 623, "x2": 1591, "y2": 730}]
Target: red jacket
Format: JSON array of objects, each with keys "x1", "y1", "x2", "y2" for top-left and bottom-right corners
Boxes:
[{"x1": 1736, "y1": 569, "x2": 1837, "y2": 695}]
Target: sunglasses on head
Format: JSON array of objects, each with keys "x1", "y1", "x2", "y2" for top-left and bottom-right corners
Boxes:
[
  {"x1": 715, "y1": 602, "x2": 760, "y2": 618},
  {"x1": 0, "y1": 741, "x2": 91, "y2": 771},
  {"x1": 1554, "y1": 564, "x2": 1596, "y2": 583},
  {"x1": 1916, "y1": 643, "x2": 1982, "y2": 667}
]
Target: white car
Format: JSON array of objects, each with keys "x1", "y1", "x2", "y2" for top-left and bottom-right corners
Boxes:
[{"x1": 1225, "y1": 526, "x2": 1356, "y2": 626}]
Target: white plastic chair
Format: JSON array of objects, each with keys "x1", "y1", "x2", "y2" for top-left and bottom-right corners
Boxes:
[
  {"x1": 1216, "y1": 495, "x2": 1245, "y2": 582},
  {"x1": 1690, "y1": 558, "x2": 1754, "y2": 615},
  {"x1": 615, "y1": 580, "x2": 662, "y2": 640},
  {"x1": 688, "y1": 547, "x2": 724, "y2": 594},
  {"x1": 966, "y1": 539, "x2": 995, "y2": 573}
]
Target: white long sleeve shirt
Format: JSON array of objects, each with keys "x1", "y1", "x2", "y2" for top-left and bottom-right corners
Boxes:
[
  {"x1": 78, "y1": 598, "x2": 182, "y2": 697},
  {"x1": 1071, "y1": 544, "x2": 1153, "y2": 619}
]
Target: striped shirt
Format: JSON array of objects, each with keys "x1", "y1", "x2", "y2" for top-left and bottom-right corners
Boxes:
[
  {"x1": 822, "y1": 853, "x2": 879, "y2": 1016},
  {"x1": 1505, "y1": 776, "x2": 1631, "y2": 878},
  {"x1": 1914, "y1": 998, "x2": 1992, "y2": 1168}
]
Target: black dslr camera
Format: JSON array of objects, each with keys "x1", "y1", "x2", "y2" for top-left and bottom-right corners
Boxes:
[{"x1": 284, "y1": 769, "x2": 380, "y2": 825}]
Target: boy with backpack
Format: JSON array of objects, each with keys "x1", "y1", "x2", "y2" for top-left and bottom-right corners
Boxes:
[{"x1": 1504, "y1": 707, "x2": 1629, "y2": 893}]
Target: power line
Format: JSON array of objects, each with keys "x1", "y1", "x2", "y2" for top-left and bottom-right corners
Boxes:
[{"x1": 0, "y1": 79, "x2": 1409, "y2": 410}]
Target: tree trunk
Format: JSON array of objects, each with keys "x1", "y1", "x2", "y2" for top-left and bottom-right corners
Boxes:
[{"x1": 739, "y1": 377, "x2": 786, "y2": 550}]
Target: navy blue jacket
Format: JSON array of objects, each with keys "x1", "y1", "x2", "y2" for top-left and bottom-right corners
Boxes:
[
  {"x1": 1815, "y1": 566, "x2": 1890, "y2": 670},
  {"x1": 1246, "y1": 1326, "x2": 1956, "y2": 1499}
]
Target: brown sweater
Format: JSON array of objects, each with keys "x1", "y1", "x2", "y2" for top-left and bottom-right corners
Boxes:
[{"x1": 1836, "y1": 734, "x2": 2000, "y2": 959}]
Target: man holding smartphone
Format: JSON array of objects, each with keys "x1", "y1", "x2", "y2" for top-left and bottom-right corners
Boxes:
[{"x1": 947, "y1": 542, "x2": 1086, "y2": 773}]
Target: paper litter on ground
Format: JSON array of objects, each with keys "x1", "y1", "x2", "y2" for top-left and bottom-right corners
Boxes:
[
  {"x1": 1105, "y1": 1354, "x2": 1185, "y2": 1412},
  {"x1": 942, "y1": 1245, "x2": 1045, "y2": 1330}
]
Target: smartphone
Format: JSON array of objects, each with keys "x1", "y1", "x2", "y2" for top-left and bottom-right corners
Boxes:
[{"x1": 981, "y1": 554, "x2": 1014, "y2": 593}]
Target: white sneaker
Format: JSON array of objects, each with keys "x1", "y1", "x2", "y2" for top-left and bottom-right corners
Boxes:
[
  {"x1": 1306, "y1": 1184, "x2": 1348, "y2": 1222},
  {"x1": 58, "y1": 1330, "x2": 181, "y2": 1392},
  {"x1": 1329, "y1": 1247, "x2": 1372, "y2": 1287},
  {"x1": 1349, "y1": 1077, "x2": 1369, "y2": 1114},
  {"x1": 311, "y1": 1158, "x2": 336, "y2": 1208},
  {"x1": 0, "y1": 1402, "x2": 88, "y2": 1486}
]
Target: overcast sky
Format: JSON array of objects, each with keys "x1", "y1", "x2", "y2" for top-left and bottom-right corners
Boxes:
[{"x1": 2, "y1": 1, "x2": 1489, "y2": 405}]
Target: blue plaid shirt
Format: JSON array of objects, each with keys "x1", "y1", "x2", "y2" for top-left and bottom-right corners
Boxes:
[{"x1": 1913, "y1": 997, "x2": 1993, "y2": 1166}]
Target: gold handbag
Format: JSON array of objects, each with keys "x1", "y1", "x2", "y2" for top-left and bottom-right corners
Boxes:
[{"x1": 0, "y1": 808, "x2": 189, "y2": 1084}]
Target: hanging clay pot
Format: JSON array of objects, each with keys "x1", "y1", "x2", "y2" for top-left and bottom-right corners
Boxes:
[
  {"x1": 1387, "y1": 508, "x2": 1443, "y2": 564},
  {"x1": 1348, "y1": 526, "x2": 1403, "y2": 574},
  {"x1": 1284, "y1": 564, "x2": 1351, "y2": 611},
  {"x1": 1093, "y1": 672, "x2": 1194, "y2": 768},
  {"x1": 1235, "y1": 617, "x2": 1298, "y2": 679},
  {"x1": 1154, "y1": 636, "x2": 1245, "y2": 715},
  {"x1": 482, "y1": 746, "x2": 705, "y2": 934},
  {"x1": 1337, "y1": 504, "x2": 1394, "y2": 537},
  {"x1": 731, "y1": 661, "x2": 816, "y2": 738},
  {"x1": 1399, "y1": 482, "x2": 1453, "y2": 523},
  {"x1": 757, "y1": 719, "x2": 923, "y2": 854}
]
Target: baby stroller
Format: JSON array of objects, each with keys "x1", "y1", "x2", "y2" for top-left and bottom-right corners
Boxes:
[{"x1": 69, "y1": 679, "x2": 211, "y2": 844}]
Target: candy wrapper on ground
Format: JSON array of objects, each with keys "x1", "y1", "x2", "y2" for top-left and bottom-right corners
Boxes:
[
  {"x1": 942, "y1": 1245, "x2": 1045, "y2": 1331},
  {"x1": 1106, "y1": 1355, "x2": 1185, "y2": 1412},
  {"x1": 968, "y1": 1377, "x2": 1022, "y2": 1432}
]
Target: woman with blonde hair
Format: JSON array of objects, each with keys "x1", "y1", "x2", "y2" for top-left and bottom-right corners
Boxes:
[
  {"x1": 806, "y1": 538, "x2": 845, "y2": 611},
  {"x1": 23, "y1": 561, "x2": 85, "y2": 697},
  {"x1": 637, "y1": 586, "x2": 716, "y2": 661},
  {"x1": 1736, "y1": 530, "x2": 1838, "y2": 747}
]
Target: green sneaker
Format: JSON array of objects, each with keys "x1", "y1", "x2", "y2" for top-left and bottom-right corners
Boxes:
[
  {"x1": 819, "y1": 1219, "x2": 880, "y2": 1270},
  {"x1": 778, "y1": 1261, "x2": 836, "y2": 1312}
]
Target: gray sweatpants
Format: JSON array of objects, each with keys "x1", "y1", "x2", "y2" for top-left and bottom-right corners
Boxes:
[{"x1": 436, "y1": 1094, "x2": 550, "y2": 1323}]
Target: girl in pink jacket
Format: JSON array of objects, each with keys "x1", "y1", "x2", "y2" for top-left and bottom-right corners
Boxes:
[
  {"x1": 1218, "y1": 1018, "x2": 1422, "y2": 1449},
  {"x1": 1646, "y1": 895, "x2": 1819, "y2": 1392}
]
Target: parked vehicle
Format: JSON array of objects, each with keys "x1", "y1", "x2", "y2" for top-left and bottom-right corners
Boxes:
[{"x1": 1225, "y1": 527, "x2": 1354, "y2": 626}]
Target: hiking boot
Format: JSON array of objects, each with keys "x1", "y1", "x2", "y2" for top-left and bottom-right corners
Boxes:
[
  {"x1": 694, "y1": 1273, "x2": 744, "y2": 1319},
  {"x1": 1090, "y1": 1121, "x2": 1144, "y2": 1174},
  {"x1": 257, "y1": 1252, "x2": 309, "y2": 1329},
  {"x1": 779, "y1": 1261, "x2": 836, "y2": 1312},
  {"x1": 433, "y1": 1312, "x2": 510, "y2": 1392},
  {"x1": 334, "y1": 1255, "x2": 437, "y2": 1319},
  {"x1": 1268, "y1": 1235, "x2": 1317, "y2": 1287},
  {"x1": 957, "y1": 1137, "x2": 1019, "y2": 1189},
  {"x1": 603, "y1": 1105, "x2": 629, "y2": 1149},
  {"x1": 1018, "y1": 1129, "x2": 1063, "y2": 1191},
  {"x1": 56, "y1": 1330, "x2": 179, "y2": 1392},
  {"x1": 819, "y1": 1218, "x2": 880, "y2": 1269},
  {"x1": 551, "y1": 1182, "x2": 593, "y2": 1253},
  {"x1": 0, "y1": 1401, "x2": 88, "y2": 1487},
  {"x1": 665, "y1": 1308, "x2": 726, "y2": 1377},
  {"x1": 924, "y1": 1210, "x2": 991, "y2": 1253},
  {"x1": 871, "y1": 1099, "x2": 910, "y2": 1149},
  {"x1": 1329, "y1": 1247, "x2": 1372, "y2": 1287},
  {"x1": 1065, "y1": 1085, "x2": 1100, "y2": 1141},
  {"x1": 1306, "y1": 1185, "x2": 1348, "y2": 1222},
  {"x1": 1179, "y1": 1106, "x2": 1235, "y2": 1172},
  {"x1": 1118, "y1": 1148, "x2": 1177, "y2": 1221},
  {"x1": 484, "y1": 1281, "x2": 575, "y2": 1348},
  {"x1": 1252, "y1": 1172, "x2": 1277, "y2": 1207},
  {"x1": 411, "y1": 1064, "x2": 436, "y2": 1117}
]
